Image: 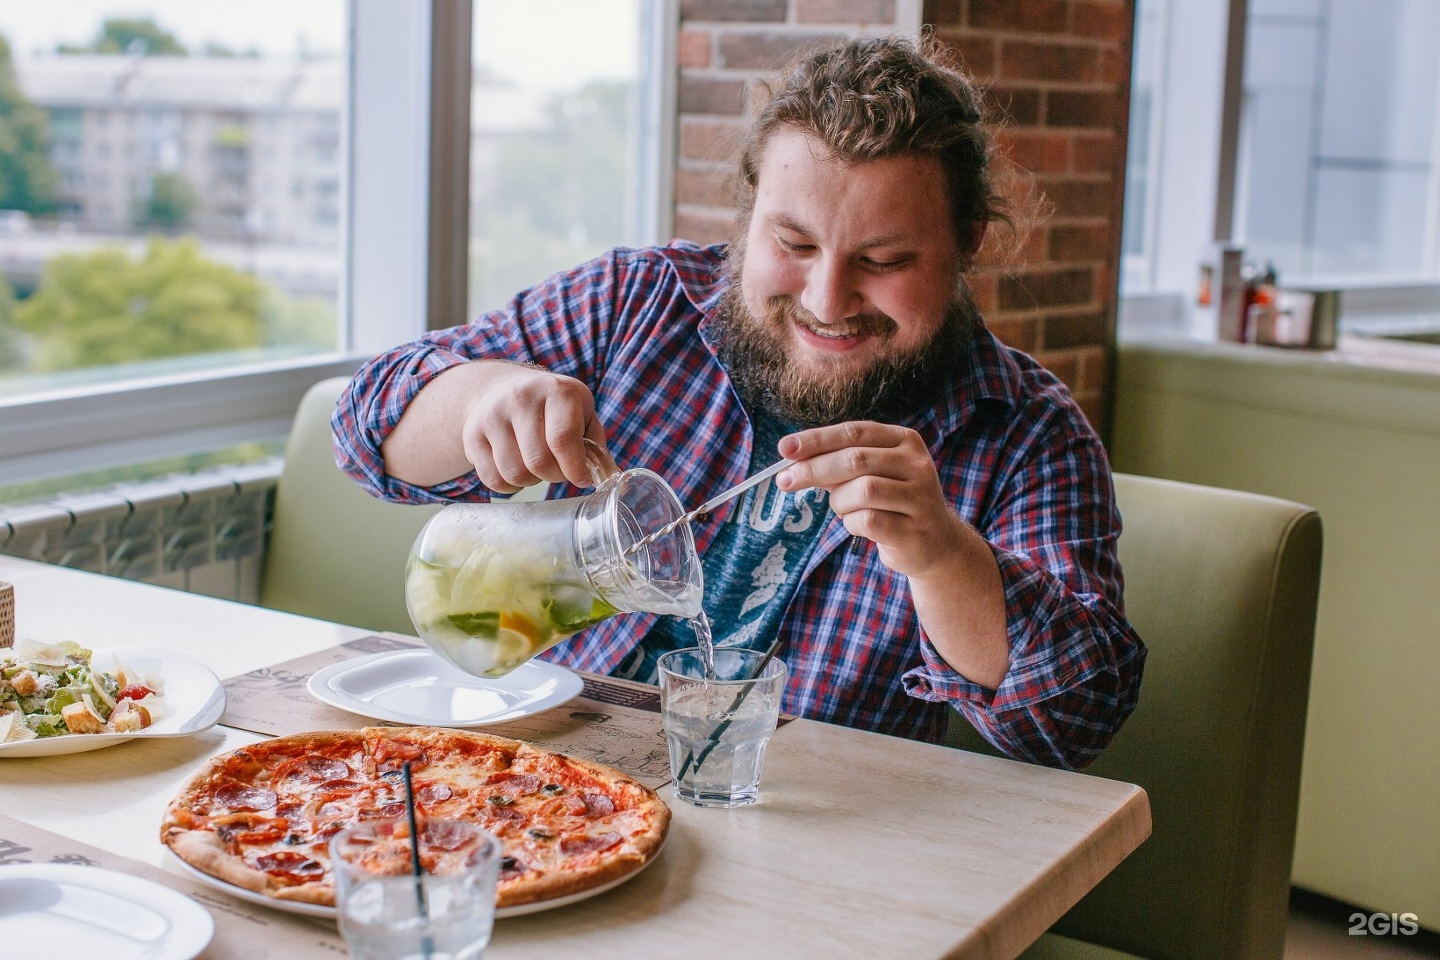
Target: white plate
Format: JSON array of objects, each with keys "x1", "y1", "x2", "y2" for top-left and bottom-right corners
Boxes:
[
  {"x1": 306, "y1": 649, "x2": 582, "y2": 727},
  {"x1": 0, "y1": 863, "x2": 214, "y2": 959},
  {"x1": 169, "y1": 834, "x2": 664, "y2": 920},
  {"x1": 0, "y1": 646, "x2": 226, "y2": 758}
]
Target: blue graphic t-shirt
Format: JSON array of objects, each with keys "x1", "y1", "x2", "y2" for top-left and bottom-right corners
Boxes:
[{"x1": 615, "y1": 407, "x2": 830, "y2": 683}]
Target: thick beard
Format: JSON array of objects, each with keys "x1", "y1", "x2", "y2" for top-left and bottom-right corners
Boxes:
[{"x1": 712, "y1": 243, "x2": 979, "y2": 430}]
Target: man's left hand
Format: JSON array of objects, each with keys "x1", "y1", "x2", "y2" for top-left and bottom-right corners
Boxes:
[{"x1": 776, "y1": 421, "x2": 966, "y2": 577}]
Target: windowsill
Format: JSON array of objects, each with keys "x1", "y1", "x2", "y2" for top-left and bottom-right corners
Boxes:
[
  {"x1": 1120, "y1": 325, "x2": 1440, "y2": 381},
  {"x1": 0, "y1": 355, "x2": 362, "y2": 485},
  {"x1": 1119, "y1": 291, "x2": 1440, "y2": 379}
]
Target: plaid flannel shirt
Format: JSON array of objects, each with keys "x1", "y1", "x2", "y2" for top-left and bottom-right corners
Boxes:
[{"x1": 333, "y1": 243, "x2": 1145, "y2": 770}]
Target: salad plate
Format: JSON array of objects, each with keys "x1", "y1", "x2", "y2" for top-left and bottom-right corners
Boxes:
[
  {"x1": 0, "y1": 645, "x2": 226, "y2": 758},
  {"x1": 306, "y1": 648, "x2": 582, "y2": 727},
  {"x1": 0, "y1": 863, "x2": 214, "y2": 958}
]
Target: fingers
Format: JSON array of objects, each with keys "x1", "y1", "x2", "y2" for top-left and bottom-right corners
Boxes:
[
  {"x1": 777, "y1": 422, "x2": 923, "y2": 492},
  {"x1": 463, "y1": 365, "x2": 614, "y2": 492}
]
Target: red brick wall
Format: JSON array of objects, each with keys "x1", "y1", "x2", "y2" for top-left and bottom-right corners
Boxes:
[{"x1": 672, "y1": 0, "x2": 1134, "y2": 434}]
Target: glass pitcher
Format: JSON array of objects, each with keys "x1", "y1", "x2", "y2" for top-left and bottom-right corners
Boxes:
[{"x1": 404, "y1": 466, "x2": 702, "y2": 679}]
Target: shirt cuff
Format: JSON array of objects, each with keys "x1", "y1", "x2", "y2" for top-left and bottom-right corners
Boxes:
[
  {"x1": 902, "y1": 545, "x2": 1107, "y2": 710},
  {"x1": 359, "y1": 346, "x2": 493, "y2": 504}
]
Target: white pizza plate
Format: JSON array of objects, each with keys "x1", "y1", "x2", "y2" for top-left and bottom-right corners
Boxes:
[
  {"x1": 306, "y1": 648, "x2": 583, "y2": 727},
  {"x1": 168, "y1": 833, "x2": 665, "y2": 920},
  {"x1": 0, "y1": 863, "x2": 214, "y2": 958},
  {"x1": 0, "y1": 646, "x2": 226, "y2": 758}
]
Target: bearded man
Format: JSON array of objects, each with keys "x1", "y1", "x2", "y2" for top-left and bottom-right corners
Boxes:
[{"x1": 333, "y1": 35, "x2": 1145, "y2": 771}]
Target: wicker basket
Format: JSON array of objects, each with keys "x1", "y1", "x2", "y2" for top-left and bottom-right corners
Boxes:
[{"x1": 0, "y1": 580, "x2": 13, "y2": 649}]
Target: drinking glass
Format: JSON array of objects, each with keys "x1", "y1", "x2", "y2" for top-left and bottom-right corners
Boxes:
[
  {"x1": 658, "y1": 646, "x2": 788, "y2": 808},
  {"x1": 331, "y1": 819, "x2": 501, "y2": 960}
]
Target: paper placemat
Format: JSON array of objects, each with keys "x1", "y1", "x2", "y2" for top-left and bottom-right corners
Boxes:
[
  {"x1": 0, "y1": 814, "x2": 346, "y2": 959},
  {"x1": 223, "y1": 635, "x2": 675, "y2": 789}
]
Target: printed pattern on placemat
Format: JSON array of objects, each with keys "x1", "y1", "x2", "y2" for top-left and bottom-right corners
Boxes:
[
  {"x1": 582, "y1": 674, "x2": 662, "y2": 712},
  {"x1": 0, "y1": 814, "x2": 347, "y2": 958}
]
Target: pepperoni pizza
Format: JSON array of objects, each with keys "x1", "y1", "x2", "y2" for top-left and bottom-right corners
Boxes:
[{"x1": 159, "y1": 726, "x2": 670, "y2": 908}]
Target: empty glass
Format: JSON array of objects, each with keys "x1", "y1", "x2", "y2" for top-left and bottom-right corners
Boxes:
[{"x1": 331, "y1": 819, "x2": 501, "y2": 960}]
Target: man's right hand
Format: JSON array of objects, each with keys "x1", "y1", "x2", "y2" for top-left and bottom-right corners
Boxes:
[{"x1": 380, "y1": 360, "x2": 615, "y2": 493}]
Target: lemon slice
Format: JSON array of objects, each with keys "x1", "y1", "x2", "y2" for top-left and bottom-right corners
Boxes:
[{"x1": 450, "y1": 543, "x2": 500, "y2": 611}]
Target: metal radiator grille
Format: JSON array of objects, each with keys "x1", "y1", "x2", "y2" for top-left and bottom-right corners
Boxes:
[{"x1": 0, "y1": 459, "x2": 282, "y2": 603}]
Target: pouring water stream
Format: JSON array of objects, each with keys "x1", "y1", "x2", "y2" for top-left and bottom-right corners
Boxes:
[{"x1": 624, "y1": 459, "x2": 793, "y2": 679}]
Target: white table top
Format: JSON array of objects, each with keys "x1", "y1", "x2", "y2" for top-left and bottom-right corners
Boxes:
[{"x1": 0, "y1": 556, "x2": 1150, "y2": 960}]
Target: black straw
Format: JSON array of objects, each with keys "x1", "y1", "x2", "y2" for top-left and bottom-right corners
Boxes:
[
  {"x1": 402, "y1": 761, "x2": 433, "y2": 959},
  {"x1": 402, "y1": 761, "x2": 425, "y2": 881},
  {"x1": 678, "y1": 635, "x2": 785, "y2": 780}
]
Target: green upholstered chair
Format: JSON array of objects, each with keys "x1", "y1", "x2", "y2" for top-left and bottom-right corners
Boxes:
[
  {"x1": 259, "y1": 376, "x2": 441, "y2": 634},
  {"x1": 948, "y1": 474, "x2": 1323, "y2": 960}
]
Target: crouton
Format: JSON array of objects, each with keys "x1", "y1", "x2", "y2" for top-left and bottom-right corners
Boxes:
[
  {"x1": 8, "y1": 668, "x2": 37, "y2": 697},
  {"x1": 106, "y1": 699, "x2": 151, "y2": 733},
  {"x1": 61, "y1": 696, "x2": 106, "y2": 734}
]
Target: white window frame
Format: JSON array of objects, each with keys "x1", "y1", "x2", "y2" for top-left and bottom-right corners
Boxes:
[
  {"x1": 1120, "y1": 0, "x2": 1440, "y2": 335},
  {"x1": 0, "y1": 0, "x2": 677, "y2": 486}
]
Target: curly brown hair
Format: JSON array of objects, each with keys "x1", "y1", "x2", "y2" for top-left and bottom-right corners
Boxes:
[{"x1": 735, "y1": 34, "x2": 1012, "y2": 267}]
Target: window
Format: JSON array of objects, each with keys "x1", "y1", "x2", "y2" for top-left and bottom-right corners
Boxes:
[
  {"x1": 0, "y1": 4, "x2": 347, "y2": 402},
  {"x1": 468, "y1": 0, "x2": 668, "y2": 315},
  {"x1": 0, "y1": 2, "x2": 676, "y2": 486},
  {"x1": 1121, "y1": 0, "x2": 1440, "y2": 331}
]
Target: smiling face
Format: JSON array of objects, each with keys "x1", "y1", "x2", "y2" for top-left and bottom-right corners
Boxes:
[{"x1": 717, "y1": 128, "x2": 978, "y2": 427}]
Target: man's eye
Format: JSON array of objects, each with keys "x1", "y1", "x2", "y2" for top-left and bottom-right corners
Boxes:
[
  {"x1": 862, "y1": 255, "x2": 912, "y2": 271},
  {"x1": 775, "y1": 235, "x2": 812, "y2": 253}
]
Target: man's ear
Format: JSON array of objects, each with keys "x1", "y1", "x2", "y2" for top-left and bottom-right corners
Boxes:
[
  {"x1": 967, "y1": 222, "x2": 989, "y2": 261},
  {"x1": 959, "y1": 221, "x2": 988, "y2": 269}
]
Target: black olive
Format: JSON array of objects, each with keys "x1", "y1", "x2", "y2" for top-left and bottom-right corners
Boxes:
[
  {"x1": 500, "y1": 856, "x2": 519, "y2": 871},
  {"x1": 283, "y1": 833, "x2": 303, "y2": 845},
  {"x1": 527, "y1": 829, "x2": 553, "y2": 840},
  {"x1": 541, "y1": 783, "x2": 564, "y2": 795},
  {"x1": 380, "y1": 770, "x2": 404, "y2": 783},
  {"x1": 487, "y1": 795, "x2": 516, "y2": 807}
]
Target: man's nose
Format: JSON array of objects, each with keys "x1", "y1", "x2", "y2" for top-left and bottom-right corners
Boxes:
[{"x1": 799, "y1": 256, "x2": 861, "y2": 325}]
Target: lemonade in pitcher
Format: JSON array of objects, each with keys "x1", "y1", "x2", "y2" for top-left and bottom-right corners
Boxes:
[{"x1": 404, "y1": 469, "x2": 701, "y2": 679}]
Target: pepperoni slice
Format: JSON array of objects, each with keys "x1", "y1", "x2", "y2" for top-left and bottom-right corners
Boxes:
[
  {"x1": 213, "y1": 782, "x2": 278, "y2": 812},
  {"x1": 254, "y1": 851, "x2": 325, "y2": 881},
  {"x1": 234, "y1": 819, "x2": 289, "y2": 845},
  {"x1": 559, "y1": 832, "x2": 622, "y2": 857},
  {"x1": 480, "y1": 805, "x2": 526, "y2": 823},
  {"x1": 373, "y1": 739, "x2": 427, "y2": 773},
  {"x1": 538, "y1": 795, "x2": 587, "y2": 818},
  {"x1": 277, "y1": 755, "x2": 351, "y2": 782},
  {"x1": 422, "y1": 820, "x2": 473, "y2": 852},
  {"x1": 580, "y1": 793, "x2": 616, "y2": 818},
  {"x1": 485, "y1": 772, "x2": 542, "y2": 797},
  {"x1": 418, "y1": 783, "x2": 453, "y2": 806}
]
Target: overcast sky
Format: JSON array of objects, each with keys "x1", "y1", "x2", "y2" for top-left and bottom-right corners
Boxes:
[{"x1": 1, "y1": 1, "x2": 640, "y2": 90}]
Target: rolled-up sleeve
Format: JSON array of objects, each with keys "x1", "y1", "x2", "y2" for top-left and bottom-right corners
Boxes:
[
  {"x1": 902, "y1": 398, "x2": 1146, "y2": 770},
  {"x1": 331, "y1": 253, "x2": 620, "y2": 504}
]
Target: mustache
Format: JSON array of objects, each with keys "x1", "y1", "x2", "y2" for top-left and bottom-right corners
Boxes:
[{"x1": 765, "y1": 297, "x2": 898, "y2": 339}]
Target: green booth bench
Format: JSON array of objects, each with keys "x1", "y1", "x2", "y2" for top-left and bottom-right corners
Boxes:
[{"x1": 1110, "y1": 334, "x2": 1440, "y2": 936}]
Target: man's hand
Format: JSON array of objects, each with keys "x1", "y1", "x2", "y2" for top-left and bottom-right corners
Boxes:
[
  {"x1": 776, "y1": 421, "x2": 1010, "y2": 690},
  {"x1": 775, "y1": 421, "x2": 966, "y2": 576},
  {"x1": 381, "y1": 360, "x2": 616, "y2": 493}
]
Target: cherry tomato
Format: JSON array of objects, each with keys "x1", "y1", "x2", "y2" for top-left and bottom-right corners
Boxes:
[{"x1": 117, "y1": 684, "x2": 153, "y2": 701}]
